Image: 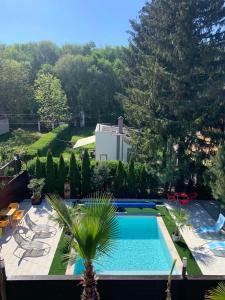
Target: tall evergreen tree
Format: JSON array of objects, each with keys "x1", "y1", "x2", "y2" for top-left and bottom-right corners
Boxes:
[
  {"x1": 138, "y1": 165, "x2": 148, "y2": 198},
  {"x1": 114, "y1": 161, "x2": 126, "y2": 198},
  {"x1": 127, "y1": 160, "x2": 136, "y2": 197},
  {"x1": 57, "y1": 154, "x2": 67, "y2": 197},
  {"x1": 208, "y1": 145, "x2": 225, "y2": 210},
  {"x1": 45, "y1": 151, "x2": 55, "y2": 192},
  {"x1": 35, "y1": 156, "x2": 43, "y2": 179},
  {"x1": 68, "y1": 153, "x2": 80, "y2": 198},
  {"x1": 81, "y1": 150, "x2": 91, "y2": 196},
  {"x1": 123, "y1": 0, "x2": 225, "y2": 168}
]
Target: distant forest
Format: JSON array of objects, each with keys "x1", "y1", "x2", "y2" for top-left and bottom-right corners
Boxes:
[{"x1": 0, "y1": 41, "x2": 125, "y2": 126}]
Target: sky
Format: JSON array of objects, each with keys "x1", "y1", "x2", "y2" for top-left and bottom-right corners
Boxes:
[{"x1": 0, "y1": 0, "x2": 146, "y2": 47}]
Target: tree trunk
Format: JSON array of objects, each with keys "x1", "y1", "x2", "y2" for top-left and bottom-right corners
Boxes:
[{"x1": 81, "y1": 260, "x2": 100, "y2": 300}]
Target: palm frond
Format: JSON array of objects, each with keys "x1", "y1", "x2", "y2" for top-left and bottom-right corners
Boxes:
[
  {"x1": 205, "y1": 282, "x2": 225, "y2": 300},
  {"x1": 46, "y1": 193, "x2": 73, "y2": 230}
]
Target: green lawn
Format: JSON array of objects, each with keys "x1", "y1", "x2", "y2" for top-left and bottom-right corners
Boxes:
[
  {"x1": 48, "y1": 230, "x2": 70, "y2": 275},
  {"x1": 125, "y1": 206, "x2": 202, "y2": 275}
]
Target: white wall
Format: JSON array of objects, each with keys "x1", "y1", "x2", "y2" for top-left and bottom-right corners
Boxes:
[
  {"x1": 95, "y1": 131, "x2": 131, "y2": 161},
  {"x1": 0, "y1": 118, "x2": 9, "y2": 135}
]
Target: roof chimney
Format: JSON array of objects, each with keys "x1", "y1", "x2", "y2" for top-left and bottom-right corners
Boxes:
[{"x1": 118, "y1": 116, "x2": 123, "y2": 134}]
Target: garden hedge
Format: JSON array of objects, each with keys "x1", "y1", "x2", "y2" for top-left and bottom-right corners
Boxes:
[{"x1": 27, "y1": 124, "x2": 70, "y2": 158}]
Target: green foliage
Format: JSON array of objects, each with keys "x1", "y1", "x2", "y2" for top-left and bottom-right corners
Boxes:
[
  {"x1": 27, "y1": 178, "x2": 45, "y2": 199},
  {"x1": 127, "y1": 160, "x2": 136, "y2": 197},
  {"x1": 123, "y1": 0, "x2": 225, "y2": 177},
  {"x1": 91, "y1": 162, "x2": 111, "y2": 192},
  {"x1": 81, "y1": 150, "x2": 91, "y2": 196},
  {"x1": 57, "y1": 154, "x2": 67, "y2": 196},
  {"x1": 27, "y1": 124, "x2": 69, "y2": 158},
  {"x1": 45, "y1": 151, "x2": 55, "y2": 192},
  {"x1": 34, "y1": 73, "x2": 72, "y2": 126},
  {"x1": 138, "y1": 165, "x2": 148, "y2": 197},
  {"x1": 114, "y1": 161, "x2": 126, "y2": 197},
  {"x1": 35, "y1": 156, "x2": 43, "y2": 178},
  {"x1": 68, "y1": 153, "x2": 80, "y2": 198},
  {"x1": 207, "y1": 146, "x2": 225, "y2": 209},
  {"x1": 205, "y1": 282, "x2": 225, "y2": 300}
]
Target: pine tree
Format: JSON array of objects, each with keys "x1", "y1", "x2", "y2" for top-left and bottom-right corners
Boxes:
[
  {"x1": 114, "y1": 161, "x2": 126, "y2": 198},
  {"x1": 81, "y1": 150, "x2": 91, "y2": 196},
  {"x1": 57, "y1": 154, "x2": 67, "y2": 197},
  {"x1": 35, "y1": 156, "x2": 43, "y2": 179},
  {"x1": 208, "y1": 146, "x2": 225, "y2": 210},
  {"x1": 68, "y1": 153, "x2": 80, "y2": 198},
  {"x1": 123, "y1": 0, "x2": 225, "y2": 169},
  {"x1": 127, "y1": 160, "x2": 136, "y2": 198},
  {"x1": 45, "y1": 151, "x2": 55, "y2": 192}
]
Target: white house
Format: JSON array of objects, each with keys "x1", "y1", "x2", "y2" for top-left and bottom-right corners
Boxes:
[
  {"x1": 0, "y1": 116, "x2": 9, "y2": 135},
  {"x1": 95, "y1": 117, "x2": 132, "y2": 162}
]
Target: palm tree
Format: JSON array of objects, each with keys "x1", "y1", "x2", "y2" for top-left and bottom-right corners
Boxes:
[
  {"x1": 46, "y1": 193, "x2": 119, "y2": 300},
  {"x1": 205, "y1": 282, "x2": 225, "y2": 300}
]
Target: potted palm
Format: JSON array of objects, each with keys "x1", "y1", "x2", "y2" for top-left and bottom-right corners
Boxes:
[
  {"x1": 171, "y1": 208, "x2": 190, "y2": 242},
  {"x1": 205, "y1": 282, "x2": 225, "y2": 299},
  {"x1": 28, "y1": 178, "x2": 45, "y2": 205}
]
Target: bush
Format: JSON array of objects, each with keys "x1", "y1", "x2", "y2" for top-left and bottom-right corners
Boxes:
[
  {"x1": 91, "y1": 162, "x2": 111, "y2": 192},
  {"x1": 81, "y1": 150, "x2": 91, "y2": 196},
  {"x1": 57, "y1": 154, "x2": 67, "y2": 196},
  {"x1": 27, "y1": 124, "x2": 69, "y2": 158},
  {"x1": 46, "y1": 151, "x2": 55, "y2": 192},
  {"x1": 35, "y1": 156, "x2": 43, "y2": 178},
  {"x1": 68, "y1": 153, "x2": 80, "y2": 198}
]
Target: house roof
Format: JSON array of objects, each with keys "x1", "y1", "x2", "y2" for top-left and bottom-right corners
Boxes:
[
  {"x1": 95, "y1": 123, "x2": 129, "y2": 135},
  {"x1": 73, "y1": 135, "x2": 96, "y2": 149}
]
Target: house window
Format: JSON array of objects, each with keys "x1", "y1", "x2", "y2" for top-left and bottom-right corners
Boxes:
[{"x1": 100, "y1": 154, "x2": 107, "y2": 161}]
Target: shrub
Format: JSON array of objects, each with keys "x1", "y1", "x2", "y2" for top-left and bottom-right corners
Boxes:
[
  {"x1": 91, "y1": 162, "x2": 111, "y2": 192},
  {"x1": 68, "y1": 153, "x2": 80, "y2": 198},
  {"x1": 81, "y1": 150, "x2": 91, "y2": 196},
  {"x1": 27, "y1": 124, "x2": 69, "y2": 158},
  {"x1": 138, "y1": 165, "x2": 148, "y2": 198},
  {"x1": 46, "y1": 151, "x2": 55, "y2": 192},
  {"x1": 57, "y1": 154, "x2": 67, "y2": 196}
]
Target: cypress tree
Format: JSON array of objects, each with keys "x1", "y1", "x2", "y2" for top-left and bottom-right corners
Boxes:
[
  {"x1": 138, "y1": 165, "x2": 148, "y2": 198},
  {"x1": 68, "y1": 152, "x2": 80, "y2": 198},
  {"x1": 81, "y1": 150, "x2": 91, "y2": 196},
  {"x1": 35, "y1": 156, "x2": 43, "y2": 179},
  {"x1": 124, "y1": 0, "x2": 225, "y2": 168},
  {"x1": 127, "y1": 160, "x2": 136, "y2": 198},
  {"x1": 45, "y1": 151, "x2": 55, "y2": 192},
  {"x1": 57, "y1": 154, "x2": 67, "y2": 197},
  {"x1": 114, "y1": 161, "x2": 126, "y2": 198}
]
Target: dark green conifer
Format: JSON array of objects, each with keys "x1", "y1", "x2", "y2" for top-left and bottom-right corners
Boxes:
[
  {"x1": 68, "y1": 152, "x2": 80, "y2": 198},
  {"x1": 45, "y1": 151, "x2": 55, "y2": 192},
  {"x1": 81, "y1": 150, "x2": 91, "y2": 196},
  {"x1": 57, "y1": 154, "x2": 67, "y2": 196}
]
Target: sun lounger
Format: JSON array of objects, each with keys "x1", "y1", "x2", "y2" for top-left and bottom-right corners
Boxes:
[
  {"x1": 25, "y1": 213, "x2": 57, "y2": 237},
  {"x1": 13, "y1": 231, "x2": 51, "y2": 259},
  {"x1": 207, "y1": 240, "x2": 225, "y2": 257},
  {"x1": 195, "y1": 213, "x2": 225, "y2": 234}
]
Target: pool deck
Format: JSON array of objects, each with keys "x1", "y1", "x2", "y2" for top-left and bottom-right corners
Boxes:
[
  {"x1": 166, "y1": 200, "x2": 225, "y2": 275},
  {"x1": 0, "y1": 200, "x2": 62, "y2": 276}
]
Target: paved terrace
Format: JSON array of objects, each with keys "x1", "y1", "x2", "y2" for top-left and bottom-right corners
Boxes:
[
  {"x1": 0, "y1": 200, "x2": 62, "y2": 276},
  {"x1": 166, "y1": 200, "x2": 225, "y2": 275}
]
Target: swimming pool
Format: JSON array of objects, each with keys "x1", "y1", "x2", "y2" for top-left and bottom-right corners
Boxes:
[{"x1": 74, "y1": 215, "x2": 178, "y2": 275}]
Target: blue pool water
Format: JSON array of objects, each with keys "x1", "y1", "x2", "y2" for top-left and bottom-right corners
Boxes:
[{"x1": 74, "y1": 216, "x2": 177, "y2": 275}]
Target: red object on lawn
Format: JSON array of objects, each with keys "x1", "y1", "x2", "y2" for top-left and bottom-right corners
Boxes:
[
  {"x1": 188, "y1": 192, "x2": 198, "y2": 200},
  {"x1": 167, "y1": 193, "x2": 176, "y2": 201}
]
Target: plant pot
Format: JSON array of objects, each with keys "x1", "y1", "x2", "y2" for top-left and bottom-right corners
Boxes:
[
  {"x1": 172, "y1": 232, "x2": 181, "y2": 242},
  {"x1": 31, "y1": 195, "x2": 42, "y2": 205}
]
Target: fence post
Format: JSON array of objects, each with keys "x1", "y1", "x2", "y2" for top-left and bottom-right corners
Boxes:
[
  {"x1": 0, "y1": 257, "x2": 7, "y2": 300},
  {"x1": 182, "y1": 257, "x2": 187, "y2": 278}
]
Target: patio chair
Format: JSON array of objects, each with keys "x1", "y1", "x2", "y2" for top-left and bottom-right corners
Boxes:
[
  {"x1": 206, "y1": 240, "x2": 225, "y2": 257},
  {"x1": 13, "y1": 231, "x2": 51, "y2": 259},
  {"x1": 8, "y1": 202, "x2": 19, "y2": 210},
  {"x1": 25, "y1": 213, "x2": 57, "y2": 237},
  {"x1": 195, "y1": 213, "x2": 225, "y2": 234},
  {"x1": 167, "y1": 193, "x2": 176, "y2": 201}
]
